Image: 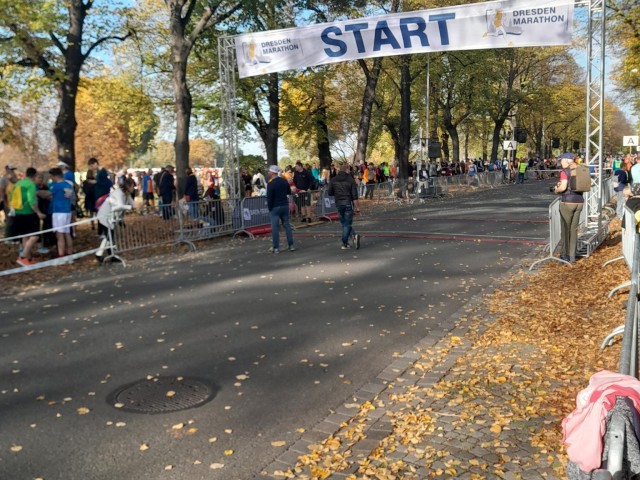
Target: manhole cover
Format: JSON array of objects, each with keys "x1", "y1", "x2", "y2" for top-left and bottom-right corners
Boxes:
[{"x1": 108, "y1": 377, "x2": 216, "y2": 414}]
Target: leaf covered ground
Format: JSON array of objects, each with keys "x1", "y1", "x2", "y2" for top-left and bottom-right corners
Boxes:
[{"x1": 271, "y1": 221, "x2": 629, "y2": 479}]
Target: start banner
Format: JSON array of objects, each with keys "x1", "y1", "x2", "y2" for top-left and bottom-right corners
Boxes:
[{"x1": 235, "y1": 0, "x2": 574, "y2": 78}]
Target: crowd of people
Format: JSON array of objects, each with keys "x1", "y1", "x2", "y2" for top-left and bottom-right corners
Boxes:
[{"x1": 0, "y1": 151, "x2": 636, "y2": 267}]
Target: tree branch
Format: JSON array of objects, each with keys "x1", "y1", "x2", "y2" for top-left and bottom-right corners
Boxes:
[
  {"x1": 83, "y1": 32, "x2": 133, "y2": 62},
  {"x1": 188, "y1": 7, "x2": 214, "y2": 47},
  {"x1": 49, "y1": 32, "x2": 66, "y2": 55},
  {"x1": 183, "y1": 0, "x2": 198, "y2": 25}
]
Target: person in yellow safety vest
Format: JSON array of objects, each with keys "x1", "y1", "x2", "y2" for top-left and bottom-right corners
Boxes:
[
  {"x1": 516, "y1": 158, "x2": 528, "y2": 184},
  {"x1": 612, "y1": 156, "x2": 623, "y2": 173}
]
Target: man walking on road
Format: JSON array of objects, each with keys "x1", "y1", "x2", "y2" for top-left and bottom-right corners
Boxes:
[
  {"x1": 328, "y1": 162, "x2": 361, "y2": 250},
  {"x1": 266, "y1": 165, "x2": 295, "y2": 254}
]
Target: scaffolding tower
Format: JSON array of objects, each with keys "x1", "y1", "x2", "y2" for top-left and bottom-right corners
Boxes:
[{"x1": 577, "y1": 0, "x2": 609, "y2": 257}]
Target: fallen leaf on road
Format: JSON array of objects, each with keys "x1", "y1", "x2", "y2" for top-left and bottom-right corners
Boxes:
[
  {"x1": 271, "y1": 441, "x2": 286, "y2": 447},
  {"x1": 210, "y1": 463, "x2": 224, "y2": 469}
]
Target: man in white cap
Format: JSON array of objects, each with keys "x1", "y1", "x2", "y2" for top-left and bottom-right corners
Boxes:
[{"x1": 266, "y1": 164, "x2": 294, "y2": 254}]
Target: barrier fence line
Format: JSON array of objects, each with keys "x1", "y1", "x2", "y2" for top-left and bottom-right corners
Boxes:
[
  {"x1": 0, "y1": 247, "x2": 102, "y2": 277},
  {"x1": 591, "y1": 208, "x2": 640, "y2": 478},
  {"x1": 1, "y1": 217, "x2": 93, "y2": 244},
  {"x1": 4, "y1": 172, "x2": 602, "y2": 275},
  {"x1": 601, "y1": 221, "x2": 640, "y2": 478}
]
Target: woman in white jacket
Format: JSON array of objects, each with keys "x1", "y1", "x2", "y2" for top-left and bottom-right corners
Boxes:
[{"x1": 95, "y1": 178, "x2": 135, "y2": 263}]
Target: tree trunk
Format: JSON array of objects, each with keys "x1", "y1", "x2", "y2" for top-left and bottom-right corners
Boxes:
[
  {"x1": 53, "y1": 2, "x2": 86, "y2": 171},
  {"x1": 464, "y1": 123, "x2": 469, "y2": 161},
  {"x1": 315, "y1": 82, "x2": 332, "y2": 168},
  {"x1": 447, "y1": 126, "x2": 460, "y2": 163},
  {"x1": 172, "y1": 57, "x2": 191, "y2": 197},
  {"x1": 490, "y1": 120, "x2": 505, "y2": 162},
  {"x1": 54, "y1": 75, "x2": 80, "y2": 170},
  {"x1": 265, "y1": 72, "x2": 279, "y2": 166},
  {"x1": 398, "y1": 55, "x2": 412, "y2": 180},
  {"x1": 441, "y1": 100, "x2": 459, "y2": 163},
  {"x1": 354, "y1": 58, "x2": 382, "y2": 167},
  {"x1": 441, "y1": 131, "x2": 450, "y2": 161}
]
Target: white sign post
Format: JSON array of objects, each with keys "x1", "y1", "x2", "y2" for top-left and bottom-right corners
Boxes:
[
  {"x1": 503, "y1": 140, "x2": 518, "y2": 151},
  {"x1": 623, "y1": 136, "x2": 639, "y2": 151}
]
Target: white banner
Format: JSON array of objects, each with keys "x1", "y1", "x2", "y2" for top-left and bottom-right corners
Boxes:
[{"x1": 235, "y1": 0, "x2": 574, "y2": 78}]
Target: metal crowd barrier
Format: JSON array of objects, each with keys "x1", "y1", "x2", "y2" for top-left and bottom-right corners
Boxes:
[
  {"x1": 316, "y1": 188, "x2": 338, "y2": 220},
  {"x1": 177, "y1": 199, "x2": 235, "y2": 244},
  {"x1": 113, "y1": 206, "x2": 190, "y2": 253},
  {"x1": 232, "y1": 196, "x2": 270, "y2": 239},
  {"x1": 529, "y1": 198, "x2": 570, "y2": 270},
  {"x1": 605, "y1": 206, "x2": 637, "y2": 299},
  {"x1": 289, "y1": 190, "x2": 323, "y2": 222},
  {"x1": 596, "y1": 215, "x2": 640, "y2": 479}
]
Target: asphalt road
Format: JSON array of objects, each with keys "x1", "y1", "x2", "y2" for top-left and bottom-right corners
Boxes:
[{"x1": 0, "y1": 179, "x2": 554, "y2": 480}]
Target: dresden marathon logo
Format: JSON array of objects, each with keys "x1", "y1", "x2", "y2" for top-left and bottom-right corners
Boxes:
[
  {"x1": 241, "y1": 37, "x2": 302, "y2": 68},
  {"x1": 483, "y1": 6, "x2": 567, "y2": 40}
]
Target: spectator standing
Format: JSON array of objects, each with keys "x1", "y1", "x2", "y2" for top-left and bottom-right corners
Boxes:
[
  {"x1": 293, "y1": 161, "x2": 313, "y2": 223},
  {"x1": 141, "y1": 169, "x2": 155, "y2": 213},
  {"x1": 266, "y1": 165, "x2": 294, "y2": 254},
  {"x1": 328, "y1": 162, "x2": 361, "y2": 250},
  {"x1": 466, "y1": 159, "x2": 477, "y2": 186},
  {"x1": 516, "y1": 158, "x2": 527, "y2": 184},
  {"x1": 11, "y1": 167, "x2": 46, "y2": 266},
  {"x1": 34, "y1": 172, "x2": 55, "y2": 251},
  {"x1": 88, "y1": 157, "x2": 113, "y2": 200},
  {"x1": 83, "y1": 169, "x2": 97, "y2": 226},
  {"x1": 629, "y1": 156, "x2": 640, "y2": 184},
  {"x1": 612, "y1": 155, "x2": 623, "y2": 173},
  {"x1": 553, "y1": 154, "x2": 583, "y2": 262},
  {"x1": 614, "y1": 163, "x2": 629, "y2": 219},
  {"x1": 95, "y1": 177, "x2": 135, "y2": 263},
  {"x1": 48, "y1": 167, "x2": 74, "y2": 259},
  {"x1": 252, "y1": 168, "x2": 267, "y2": 195},
  {"x1": 1, "y1": 165, "x2": 18, "y2": 237},
  {"x1": 159, "y1": 165, "x2": 176, "y2": 220},
  {"x1": 184, "y1": 167, "x2": 199, "y2": 218},
  {"x1": 240, "y1": 168, "x2": 253, "y2": 197},
  {"x1": 329, "y1": 164, "x2": 338, "y2": 180},
  {"x1": 363, "y1": 163, "x2": 377, "y2": 199}
]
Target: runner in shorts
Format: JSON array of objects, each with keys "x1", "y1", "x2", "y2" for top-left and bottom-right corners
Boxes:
[
  {"x1": 12, "y1": 167, "x2": 46, "y2": 267},
  {"x1": 49, "y1": 167, "x2": 74, "y2": 259}
]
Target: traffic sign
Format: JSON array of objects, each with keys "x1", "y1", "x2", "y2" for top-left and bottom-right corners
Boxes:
[
  {"x1": 623, "y1": 136, "x2": 638, "y2": 148},
  {"x1": 503, "y1": 140, "x2": 518, "y2": 151}
]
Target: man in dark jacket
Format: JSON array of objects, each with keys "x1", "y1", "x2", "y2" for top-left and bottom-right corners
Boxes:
[
  {"x1": 184, "y1": 167, "x2": 199, "y2": 218},
  {"x1": 266, "y1": 165, "x2": 294, "y2": 254},
  {"x1": 159, "y1": 165, "x2": 176, "y2": 220},
  {"x1": 328, "y1": 162, "x2": 361, "y2": 250},
  {"x1": 293, "y1": 161, "x2": 313, "y2": 223}
]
